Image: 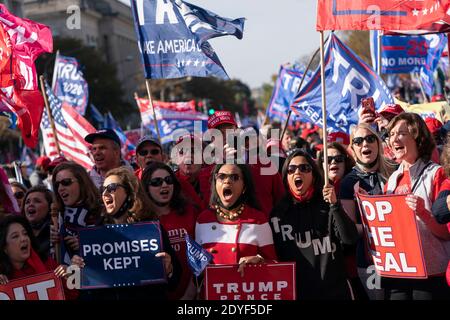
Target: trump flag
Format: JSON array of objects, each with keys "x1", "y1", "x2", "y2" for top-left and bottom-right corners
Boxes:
[
  {"x1": 130, "y1": 0, "x2": 244, "y2": 79},
  {"x1": 317, "y1": 0, "x2": 450, "y2": 33},
  {"x1": 290, "y1": 33, "x2": 393, "y2": 134}
]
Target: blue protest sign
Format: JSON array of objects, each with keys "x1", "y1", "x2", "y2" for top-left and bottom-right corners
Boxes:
[
  {"x1": 185, "y1": 234, "x2": 212, "y2": 277},
  {"x1": 266, "y1": 65, "x2": 312, "y2": 123},
  {"x1": 52, "y1": 53, "x2": 89, "y2": 115},
  {"x1": 130, "y1": 0, "x2": 244, "y2": 79},
  {"x1": 79, "y1": 222, "x2": 166, "y2": 289},
  {"x1": 291, "y1": 33, "x2": 393, "y2": 134}
]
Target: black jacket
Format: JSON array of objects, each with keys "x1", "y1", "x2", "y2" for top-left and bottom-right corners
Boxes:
[{"x1": 269, "y1": 194, "x2": 358, "y2": 300}]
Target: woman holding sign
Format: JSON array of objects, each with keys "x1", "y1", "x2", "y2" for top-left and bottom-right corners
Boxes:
[
  {"x1": 269, "y1": 149, "x2": 358, "y2": 300},
  {"x1": 142, "y1": 162, "x2": 198, "y2": 300},
  {"x1": 71, "y1": 166, "x2": 180, "y2": 300},
  {"x1": 384, "y1": 113, "x2": 450, "y2": 300},
  {"x1": 195, "y1": 163, "x2": 277, "y2": 270},
  {"x1": 0, "y1": 215, "x2": 78, "y2": 299}
]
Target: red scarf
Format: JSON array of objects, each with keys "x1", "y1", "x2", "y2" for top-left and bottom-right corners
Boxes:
[
  {"x1": 289, "y1": 184, "x2": 315, "y2": 203},
  {"x1": 11, "y1": 248, "x2": 49, "y2": 279}
]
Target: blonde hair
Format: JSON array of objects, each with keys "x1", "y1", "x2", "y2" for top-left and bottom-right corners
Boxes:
[{"x1": 350, "y1": 123, "x2": 396, "y2": 181}]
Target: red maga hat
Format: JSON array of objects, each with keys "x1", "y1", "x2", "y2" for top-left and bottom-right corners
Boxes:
[
  {"x1": 207, "y1": 111, "x2": 237, "y2": 129},
  {"x1": 327, "y1": 132, "x2": 350, "y2": 146},
  {"x1": 378, "y1": 104, "x2": 404, "y2": 120},
  {"x1": 424, "y1": 117, "x2": 443, "y2": 135}
]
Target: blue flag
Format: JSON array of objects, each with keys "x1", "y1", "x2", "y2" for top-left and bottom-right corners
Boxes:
[
  {"x1": 52, "y1": 53, "x2": 89, "y2": 115},
  {"x1": 185, "y1": 234, "x2": 212, "y2": 277},
  {"x1": 266, "y1": 64, "x2": 312, "y2": 123},
  {"x1": 104, "y1": 112, "x2": 136, "y2": 153},
  {"x1": 130, "y1": 0, "x2": 245, "y2": 79},
  {"x1": 89, "y1": 104, "x2": 104, "y2": 125},
  {"x1": 291, "y1": 34, "x2": 394, "y2": 134},
  {"x1": 419, "y1": 34, "x2": 447, "y2": 97}
]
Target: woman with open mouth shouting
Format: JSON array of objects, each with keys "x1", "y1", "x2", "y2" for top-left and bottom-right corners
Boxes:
[
  {"x1": 70, "y1": 166, "x2": 181, "y2": 300},
  {"x1": 339, "y1": 123, "x2": 396, "y2": 300},
  {"x1": 142, "y1": 161, "x2": 199, "y2": 300},
  {"x1": 195, "y1": 163, "x2": 277, "y2": 276},
  {"x1": 383, "y1": 113, "x2": 450, "y2": 300},
  {"x1": 51, "y1": 162, "x2": 102, "y2": 265},
  {"x1": 269, "y1": 149, "x2": 358, "y2": 300},
  {"x1": 0, "y1": 215, "x2": 78, "y2": 299},
  {"x1": 22, "y1": 186, "x2": 54, "y2": 258}
]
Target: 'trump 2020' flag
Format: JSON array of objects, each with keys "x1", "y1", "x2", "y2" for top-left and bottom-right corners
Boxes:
[
  {"x1": 419, "y1": 34, "x2": 447, "y2": 97},
  {"x1": 266, "y1": 64, "x2": 312, "y2": 123},
  {"x1": 185, "y1": 234, "x2": 212, "y2": 277},
  {"x1": 130, "y1": 0, "x2": 244, "y2": 79},
  {"x1": 317, "y1": 0, "x2": 450, "y2": 33},
  {"x1": 52, "y1": 53, "x2": 89, "y2": 116},
  {"x1": 41, "y1": 82, "x2": 95, "y2": 169},
  {"x1": 291, "y1": 33, "x2": 393, "y2": 134}
]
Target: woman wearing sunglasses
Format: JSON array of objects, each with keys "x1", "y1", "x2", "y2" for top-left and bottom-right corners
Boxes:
[
  {"x1": 269, "y1": 149, "x2": 358, "y2": 300},
  {"x1": 196, "y1": 163, "x2": 277, "y2": 275},
  {"x1": 51, "y1": 162, "x2": 102, "y2": 265},
  {"x1": 21, "y1": 186, "x2": 54, "y2": 258},
  {"x1": 10, "y1": 181, "x2": 27, "y2": 212},
  {"x1": 383, "y1": 113, "x2": 450, "y2": 300},
  {"x1": 70, "y1": 166, "x2": 180, "y2": 300},
  {"x1": 142, "y1": 162, "x2": 198, "y2": 300}
]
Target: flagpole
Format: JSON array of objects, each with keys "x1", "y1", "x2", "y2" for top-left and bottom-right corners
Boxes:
[
  {"x1": 281, "y1": 47, "x2": 320, "y2": 141},
  {"x1": 51, "y1": 50, "x2": 60, "y2": 90},
  {"x1": 145, "y1": 79, "x2": 162, "y2": 141},
  {"x1": 377, "y1": 31, "x2": 382, "y2": 76},
  {"x1": 414, "y1": 72, "x2": 429, "y2": 103},
  {"x1": 319, "y1": 31, "x2": 329, "y2": 183},
  {"x1": 50, "y1": 202, "x2": 61, "y2": 264},
  {"x1": 134, "y1": 92, "x2": 145, "y2": 138},
  {"x1": 39, "y1": 75, "x2": 61, "y2": 155}
]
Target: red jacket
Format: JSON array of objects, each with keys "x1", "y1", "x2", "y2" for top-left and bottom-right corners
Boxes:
[{"x1": 195, "y1": 206, "x2": 277, "y2": 264}]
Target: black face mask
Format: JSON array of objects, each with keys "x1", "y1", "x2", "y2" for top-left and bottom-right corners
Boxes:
[
  {"x1": 217, "y1": 192, "x2": 245, "y2": 211},
  {"x1": 112, "y1": 195, "x2": 133, "y2": 219}
]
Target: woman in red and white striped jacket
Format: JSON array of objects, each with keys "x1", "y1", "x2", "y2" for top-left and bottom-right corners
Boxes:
[{"x1": 195, "y1": 163, "x2": 277, "y2": 271}]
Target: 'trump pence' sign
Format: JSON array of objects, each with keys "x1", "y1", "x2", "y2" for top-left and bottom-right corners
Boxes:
[
  {"x1": 79, "y1": 222, "x2": 166, "y2": 289},
  {"x1": 205, "y1": 263, "x2": 296, "y2": 300},
  {"x1": 356, "y1": 193, "x2": 427, "y2": 278},
  {"x1": 0, "y1": 272, "x2": 65, "y2": 300}
]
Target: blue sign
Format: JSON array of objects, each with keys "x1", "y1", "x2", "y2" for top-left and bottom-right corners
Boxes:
[
  {"x1": 291, "y1": 34, "x2": 393, "y2": 134},
  {"x1": 53, "y1": 53, "x2": 89, "y2": 115},
  {"x1": 185, "y1": 234, "x2": 212, "y2": 277},
  {"x1": 130, "y1": 0, "x2": 244, "y2": 79},
  {"x1": 266, "y1": 64, "x2": 312, "y2": 123},
  {"x1": 419, "y1": 34, "x2": 447, "y2": 97},
  {"x1": 370, "y1": 31, "x2": 446, "y2": 75},
  {"x1": 79, "y1": 222, "x2": 166, "y2": 289}
]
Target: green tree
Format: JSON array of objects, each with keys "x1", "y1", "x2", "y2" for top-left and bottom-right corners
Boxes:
[{"x1": 36, "y1": 37, "x2": 133, "y2": 125}]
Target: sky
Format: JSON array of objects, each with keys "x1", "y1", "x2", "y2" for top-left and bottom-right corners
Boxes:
[{"x1": 119, "y1": 0, "x2": 319, "y2": 89}]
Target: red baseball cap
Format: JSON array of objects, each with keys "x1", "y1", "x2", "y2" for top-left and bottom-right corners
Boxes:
[
  {"x1": 378, "y1": 104, "x2": 404, "y2": 120},
  {"x1": 36, "y1": 156, "x2": 51, "y2": 171},
  {"x1": 48, "y1": 156, "x2": 68, "y2": 171},
  {"x1": 424, "y1": 117, "x2": 443, "y2": 135},
  {"x1": 207, "y1": 111, "x2": 237, "y2": 129},
  {"x1": 174, "y1": 133, "x2": 202, "y2": 147},
  {"x1": 301, "y1": 126, "x2": 319, "y2": 139},
  {"x1": 327, "y1": 132, "x2": 350, "y2": 146}
]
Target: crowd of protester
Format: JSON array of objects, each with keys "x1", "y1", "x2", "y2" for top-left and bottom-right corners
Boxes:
[{"x1": 0, "y1": 106, "x2": 449, "y2": 300}]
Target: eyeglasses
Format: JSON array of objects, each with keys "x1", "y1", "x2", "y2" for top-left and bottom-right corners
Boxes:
[
  {"x1": 55, "y1": 178, "x2": 76, "y2": 189},
  {"x1": 101, "y1": 183, "x2": 126, "y2": 195},
  {"x1": 287, "y1": 164, "x2": 312, "y2": 175},
  {"x1": 352, "y1": 134, "x2": 377, "y2": 146},
  {"x1": 137, "y1": 148, "x2": 161, "y2": 157},
  {"x1": 327, "y1": 154, "x2": 346, "y2": 164},
  {"x1": 215, "y1": 173, "x2": 241, "y2": 182},
  {"x1": 148, "y1": 176, "x2": 174, "y2": 187},
  {"x1": 14, "y1": 191, "x2": 25, "y2": 200}
]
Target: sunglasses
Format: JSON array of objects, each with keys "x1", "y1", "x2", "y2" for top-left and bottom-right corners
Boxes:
[
  {"x1": 14, "y1": 191, "x2": 25, "y2": 200},
  {"x1": 287, "y1": 164, "x2": 313, "y2": 175},
  {"x1": 55, "y1": 178, "x2": 76, "y2": 189},
  {"x1": 148, "y1": 176, "x2": 174, "y2": 187},
  {"x1": 352, "y1": 134, "x2": 377, "y2": 146},
  {"x1": 101, "y1": 183, "x2": 126, "y2": 195},
  {"x1": 327, "y1": 154, "x2": 346, "y2": 164},
  {"x1": 137, "y1": 148, "x2": 161, "y2": 157},
  {"x1": 215, "y1": 173, "x2": 241, "y2": 182}
]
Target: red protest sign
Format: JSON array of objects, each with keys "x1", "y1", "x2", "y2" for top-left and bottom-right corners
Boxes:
[
  {"x1": 317, "y1": 0, "x2": 450, "y2": 32},
  {"x1": 356, "y1": 193, "x2": 427, "y2": 278},
  {"x1": 0, "y1": 272, "x2": 65, "y2": 300},
  {"x1": 204, "y1": 263, "x2": 296, "y2": 300}
]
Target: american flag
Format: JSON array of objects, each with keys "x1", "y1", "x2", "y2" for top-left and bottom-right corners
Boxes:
[{"x1": 40, "y1": 82, "x2": 95, "y2": 169}]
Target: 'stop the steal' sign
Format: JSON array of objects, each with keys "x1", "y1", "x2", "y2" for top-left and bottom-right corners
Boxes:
[
  {"x1": 356, "y1": 193, "x2": 427, "y2": 278},
  {"x1": 204, "y1": 263, "x2": 296, "y2": 300},
  {"x1": 0, "y1": 272, "x2": 65, "y2": 300},
  {"x1": 79, "y1": 222, "x2": 166, "y2": 289}
]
